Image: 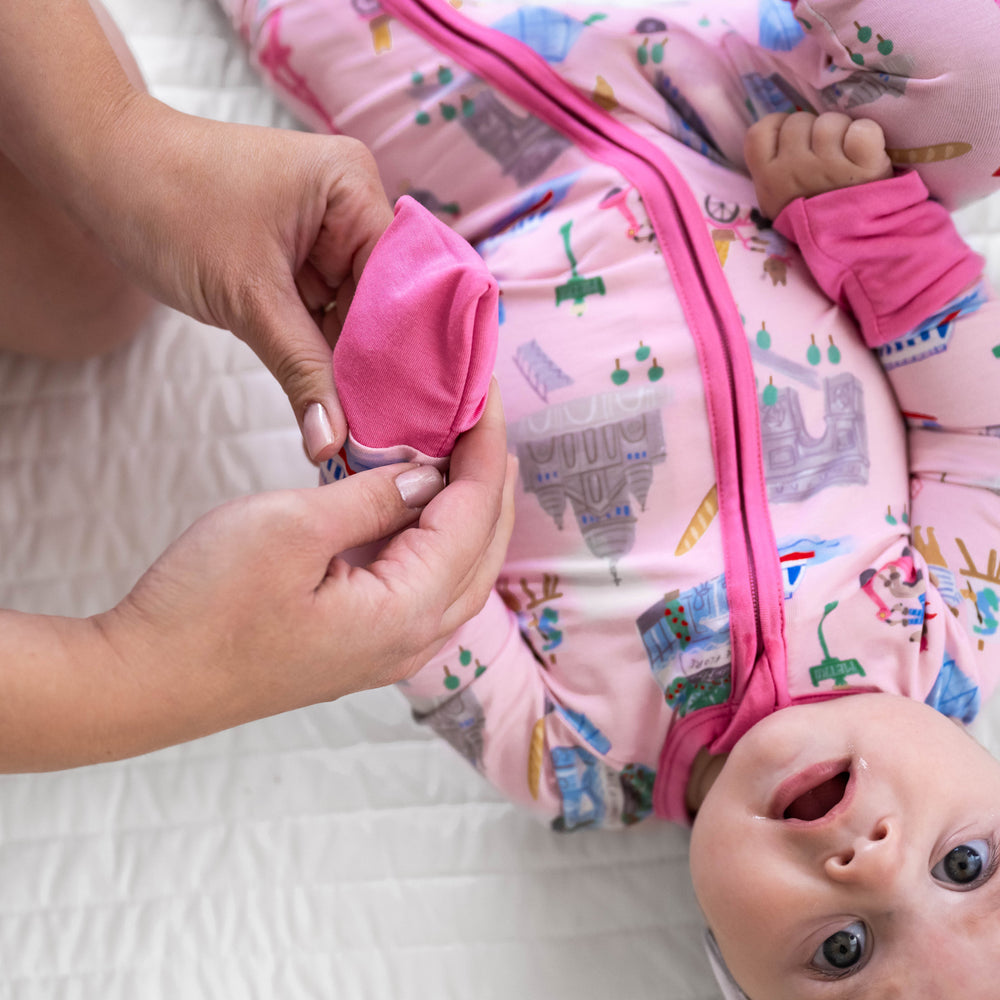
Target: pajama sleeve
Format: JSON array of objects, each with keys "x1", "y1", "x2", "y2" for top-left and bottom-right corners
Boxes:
[
  {"x1": 399, "y1": 584, "x2": 660, "y2": 831},
  {"x1": 398, "y1": 591, "x2": 575, "y2": 826},
  {"x1": 773, "y1": 172, "x2": 985, "y2": 350},
  {"x1": 777, "y1": 172, "x2": 1000, "y2": 708}
]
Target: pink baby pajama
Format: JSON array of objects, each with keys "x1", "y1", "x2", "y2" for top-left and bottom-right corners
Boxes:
[{"x1": 219, "y1": 0, "x2": 1000, "y2": 829}]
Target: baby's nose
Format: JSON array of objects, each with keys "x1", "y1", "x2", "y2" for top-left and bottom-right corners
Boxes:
[{"x1": 823, "y1": 816, "x2": 898, "y2": 884}]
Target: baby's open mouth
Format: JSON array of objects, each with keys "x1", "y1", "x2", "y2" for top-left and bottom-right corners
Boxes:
[
  {"x1": 771, "y1": 759, "x2": 853, "y2": 823},
  {"x1": 783, "y1": 771, "x2": 849, "y2": 821}
]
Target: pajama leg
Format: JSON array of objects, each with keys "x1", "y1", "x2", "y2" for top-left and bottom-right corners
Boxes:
[{"x1": 880, "y1": 286, "x2": 1000, "y2": 717}]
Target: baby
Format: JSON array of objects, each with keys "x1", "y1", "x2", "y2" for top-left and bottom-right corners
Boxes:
[{"x1": 217, "y1": 0, "x2": 1000, "y2": 995}]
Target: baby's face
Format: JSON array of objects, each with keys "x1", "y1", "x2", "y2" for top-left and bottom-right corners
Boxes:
[{"x1": 689, "y1": 693, "x2": 1000, "y2": 999}]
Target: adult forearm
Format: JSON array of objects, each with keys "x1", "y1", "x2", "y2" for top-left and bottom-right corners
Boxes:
[
  {"x1": 0, "y1": 608, "x2": 221, "y2": 772},
  {"x1": 0, "y1": 2, "x2": 150, "y2": 216}
]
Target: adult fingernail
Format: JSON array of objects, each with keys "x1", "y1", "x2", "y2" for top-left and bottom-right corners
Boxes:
[
  {"x1": 395, "y1": 466, "x2": 445, "y2": 508},
  {"x1": 303, "y1": 403, "x2": 334, "y2": 461}
]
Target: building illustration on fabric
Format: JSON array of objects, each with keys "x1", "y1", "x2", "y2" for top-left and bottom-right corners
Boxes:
[
  {"x1": 818, "y1": 52, "x2": 914, "y2": 110},
  {"x1": 514, "y1": 340, "x2": 574, "y2": 401},
  {"x1": 490, "y1": 5, "x2": 585, "y2": 63},
  {"x1": 912, "y1": 525, "x2": 963, "y2": 611},
  {"x1": 459, "y1": 89, "x2": 571, "y2": 186},
  {"x1": 741, "y1": 71, "x2": 817, "y2": 118},
  {"x1": 511, "y1": 388, "x2": 667, "y2": 568},
  {"x1": 925, "y1": 656, "x2": 981, "y2": 724},
  {"x1": 636, "y1": 574, "x2": 732, "y2": 716},
  {"x1": 877, "y1": 283, "x2": 987, "y2": 371},
  {"x1": 413, "y1": 687, "x2": 486, "y2": 771},
  {"x1": 405, "y1": 54, "x2": 571, "y2": 186},
  {"x1": 760, "y1": 372, "x2": 869, "y2": 502},
  {"x1": 550, "y1": 745, "x2": 654, "y2": 831}
]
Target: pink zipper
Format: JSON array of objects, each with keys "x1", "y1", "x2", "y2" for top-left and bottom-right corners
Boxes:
[{"x1": 380, "y1": 0, "x2": 790, "y2": 818}]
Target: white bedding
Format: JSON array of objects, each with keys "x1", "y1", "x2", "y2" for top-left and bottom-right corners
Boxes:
[{"x1": 1, "y1": 2, "x2": 999, "y2": 997}]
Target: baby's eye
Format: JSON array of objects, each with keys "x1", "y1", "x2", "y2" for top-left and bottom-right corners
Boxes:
[
  {"x1": 931, "y1": 840, "x2": 992, "y2": 887},
  {"x1": 812, "y1": 921, "x2": 867, "y2": 975}
]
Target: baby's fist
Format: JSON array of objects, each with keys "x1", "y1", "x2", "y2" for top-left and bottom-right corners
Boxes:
[{"x1": 745, "y1": 112, "x2": 893, "y2": 219}]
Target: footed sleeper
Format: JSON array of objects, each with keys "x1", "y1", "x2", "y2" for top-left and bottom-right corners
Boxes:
[{"x1": 221, "y1": 0, "x2": 1000, "y2": 827}]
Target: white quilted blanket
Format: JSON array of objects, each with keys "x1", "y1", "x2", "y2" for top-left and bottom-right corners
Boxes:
[{"x1": 1, "y1": 2, "x2": 998, "y2": 997}]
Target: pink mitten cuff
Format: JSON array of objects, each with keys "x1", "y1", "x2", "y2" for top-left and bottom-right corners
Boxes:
[
  {"x1": 774, "y1": 172, "x2": 984, "y2": 348},
  {"x1": 333, "y1": 196, "x2": 499, "y2": 468}
]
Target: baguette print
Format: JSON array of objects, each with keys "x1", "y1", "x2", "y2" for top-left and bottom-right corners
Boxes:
[
  {"x1": 592, "y1": 74, "x2": 617, "y2": 111},
  {"x1": 675, "y1": 483, "x2": 719, "y2": 556},
  {"x1": 887, "y1": 142, "x2": 971, "y2": 165},
  {"x1": 528, "y1": 715, "x2": 546, "y2": 799}
]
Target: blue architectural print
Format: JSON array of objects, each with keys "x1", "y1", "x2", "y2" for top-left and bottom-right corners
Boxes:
[
  {"x1": 742, "y1": 72, "x2": 817, "y2": 118},
  {"x1": 492, "y1": 7, "x2": 585, "y2": 62},
  {"x1": 925, "y1": 656, "x2": 981, "y2": 724},
  {"x1": 553, "y1": 704, "x2": 612, "y2": 755},
  {"x1": 551, "y1": 746, "x2": 610, "y2": 831},
  {"x1": 758, "y1": 0, "x2": 805, "y2": 51},
  {"x1": 550, "y1": 746, "x2": 654, "y2": 831},
  {"x1": 654, "y1": 73, "x2": 725, "y2": 163},
  {"x1": 877, "y1": 283, "x2": 987, "y2": 372},
  {"x1": 636, "y1": 573, "x2": 732, "y2": 716},
  {"x1": 913, "y1": 525, "x2": 963, "y2": 611}
]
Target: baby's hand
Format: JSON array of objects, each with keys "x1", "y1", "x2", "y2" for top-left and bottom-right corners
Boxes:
[{"x1": 745, "y1": 112, "x2": 893, "y2": 219}]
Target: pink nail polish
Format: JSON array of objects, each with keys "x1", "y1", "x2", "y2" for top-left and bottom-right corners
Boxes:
[
  {"x1": 395, "y1": 466, "x2": 445, "y2": 508},
  {"x1": 303, "y1": 403, "x2": 334, "y2": 461}
]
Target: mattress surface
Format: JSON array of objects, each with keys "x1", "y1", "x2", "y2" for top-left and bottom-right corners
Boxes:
[{"x1": 1, "y1": 2, "x2": 999, "y2": 997}]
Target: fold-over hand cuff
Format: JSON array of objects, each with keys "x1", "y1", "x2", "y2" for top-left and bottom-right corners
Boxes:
[
  {"x1": 775, "y1": 172, "x2": 984, "y2": 348},
  {"x1": 333, "y1": 195, "x2": 499, "y2": 464}
]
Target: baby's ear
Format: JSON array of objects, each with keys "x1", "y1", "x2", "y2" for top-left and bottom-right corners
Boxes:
[{"x1": 704, "y1": 931, "x2": 751, "y2": 1000}]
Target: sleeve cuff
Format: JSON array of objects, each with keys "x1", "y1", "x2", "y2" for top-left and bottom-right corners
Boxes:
[{"x1": 774, "y1": 172, "x2": 984, "y2": 348}]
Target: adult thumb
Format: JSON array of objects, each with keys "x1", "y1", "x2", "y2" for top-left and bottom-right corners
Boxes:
[{"x1": 251, "y1": 286, "x2": 348, "y2": 464}]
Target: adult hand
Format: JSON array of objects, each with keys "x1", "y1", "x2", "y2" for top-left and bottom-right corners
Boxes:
[
  {"x1": 0, "y1": 0, "x2": 394, "y2": 463},
  {"x1": 0, "y1": 383, "x2": 514, "y2": 772},
  {"x1": 89, "y1": 100, "x2": 396, "y2": 464}
]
